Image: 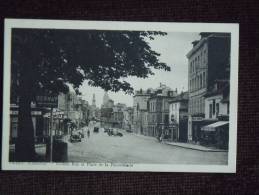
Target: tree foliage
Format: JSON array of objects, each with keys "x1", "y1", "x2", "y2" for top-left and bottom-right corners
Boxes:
[{"x1": 12, "y1": 29, "x2": 170, "y2": 99}]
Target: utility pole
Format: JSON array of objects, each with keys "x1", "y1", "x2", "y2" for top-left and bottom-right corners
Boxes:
[{"x1": 50, "y1": 106, "x2": 53, "y2": 162}]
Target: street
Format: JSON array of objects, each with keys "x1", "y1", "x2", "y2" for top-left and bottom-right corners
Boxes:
[{"x1": 67, "y1": 128, "x2": 228, "y2": 165}]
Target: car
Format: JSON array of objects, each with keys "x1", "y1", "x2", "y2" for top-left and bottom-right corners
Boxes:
[
  {"x1": 116, "y1": 132, "x2": 123, "y2": 137},
  {"x1": 93, "y1": 127, "x2": 99, "y2": 133},
  {"x1": 78, "y1": 131, "x2": 84, "y2": 138},
  {"x1": 69, "y1": 134, "x2": 81, "y2": 143}
]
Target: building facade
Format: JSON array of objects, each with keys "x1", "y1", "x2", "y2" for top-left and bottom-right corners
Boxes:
[
  {"x1": 122, "y1": 107, "x2": 133, "y2": 132},
  {"x1": 147, "y1": 84, "x2": 177, "y2": 138},
  {"x1": 201, "y1": 80, "x2": 230, "y2": 149},
  {"x1": 169, "y1": 92, "x2": 189, "y2": 142},
  {"x1": 132, "y1": 89, "x2": 153, "y2": 135},
  {"x1": 100, "y1": 92, "x2": 114, "y2": 128},
  {"x1": 57, "y1": 92, "x2": 89, "y2": 134},
  {"x1": 112, "y1": 103, "x2": 126, "y2": 129},
  {"x1": 187, "y1": 33, "x2": 230, "y2": 143},
  {"x1": 10, "y1": 103, "x2": 45, "y2": 143}
]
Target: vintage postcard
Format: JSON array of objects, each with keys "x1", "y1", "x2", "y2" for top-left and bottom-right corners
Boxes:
[{"x1": 2, "y1": 19, "x2": 239, "y2": 172}]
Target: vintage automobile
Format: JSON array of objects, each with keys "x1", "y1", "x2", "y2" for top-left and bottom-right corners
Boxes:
[
  {"x1": 78, "y1": 131, "x2": 84, "y2": 138},
  {"x1": 69, "y1": 134, "x2": 82, "y2": 143},
  {"x1": 116, "y1": 132, "x2": 123, "y2": 137},
  {"x1": 93, "y1": 127, "x2": 99, "y2": 133}
]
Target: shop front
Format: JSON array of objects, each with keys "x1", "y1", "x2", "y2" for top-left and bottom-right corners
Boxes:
[
  {"x1": 201, "y1": 121, "x2": 229, "y2": 149},
  {"x1": 10, "y1": 105, "x2": 44, "y2": 144}
]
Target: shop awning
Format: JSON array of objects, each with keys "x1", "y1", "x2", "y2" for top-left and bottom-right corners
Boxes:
[{"x1": 201, "y1": 121, "x2": 229, "y2": 131}]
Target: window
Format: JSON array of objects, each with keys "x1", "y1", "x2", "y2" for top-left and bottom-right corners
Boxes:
[
  {"x1": 203, "y1": 72, "x2": 206, "y2": 87},
  {"x1": 194, "y1": 78, "x2": 196, "y2": 90},
  {"x1": 212, "y1": 100, "x2": 216, "y2": 115},
  {"x1": 195, "y1": 58, "x2": 197, "y2": 71},
  {"x1": 204, "y1": 50, "x2": 206, "y2": 63},
  {"x1": 198, "y1": 76, "x2": 200, "y2": 89},
  {"x1": 227, "y1": 102, "x2": 230, "y2": 114},
  {"x1": 197, "y1": 77, "x2": 199, "y2": 90},
  {"x1": 164, "y1": 114, "x2": 169, "y2": 124},
  {"x1": 201, "y1": 53, "x2": 203, "y2": 65},
  {"x1": 216, "y1": 103, "x2": 219, "y2": 117},
  {"x1": 200, "y1": 74, "x2": 202, "y2": 88},
  {"x1": 209, "y1": 104, "x2": 212, "y2": 118},
  {"x1": 165, "y1": 101, "x2": 168, "y2": 109}
]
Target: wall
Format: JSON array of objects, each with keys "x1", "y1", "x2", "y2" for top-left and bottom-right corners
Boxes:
[{"x1": 205, "y1": 94, "x2": 227, "y2": 119}]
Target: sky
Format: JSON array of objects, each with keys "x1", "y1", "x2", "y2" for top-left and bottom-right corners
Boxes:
[{"x1": 79, "y1": 32, "x2": 200, "y2": 108}]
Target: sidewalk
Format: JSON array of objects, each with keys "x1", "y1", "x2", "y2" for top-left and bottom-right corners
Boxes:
[{"x1": 163, "y1": 141, "x2": 228, "y2": 152}]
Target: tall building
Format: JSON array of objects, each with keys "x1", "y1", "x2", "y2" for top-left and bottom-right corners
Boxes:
[
  {"x1": 57, "y1": 92, "x2": 88, "y2": 134},
  {"x1": 186, "y1": 32, "x2": 230, "y2": 143},
  {"x1": 100, "y1": 92, "x2": 114, "y2": 128},
  {"x1": 133, "y1": 88, "x2": 152, "y2": 135},
  {"x1": 147, "y1": 84, "x2": 177, "y2": 138},
  {"x1": 122, "y1": 107, "x2": 133, "y2": 132},
  {"x1": 102, "y1": 91, "x2": 110, "y2": 107},
  {"x1": 169, "y1": 92, "x2": 189, "y2": 142},
  {"x1": 112, "y1": 103, "x2": 126, "y2": 128}
]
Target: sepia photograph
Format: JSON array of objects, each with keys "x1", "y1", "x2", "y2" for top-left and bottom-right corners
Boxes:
[{"x1": 2, "y1": 19, "x2": 239, "y2": 172}]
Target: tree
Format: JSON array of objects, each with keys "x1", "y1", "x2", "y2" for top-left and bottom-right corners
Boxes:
[{"x1": 11, "y1": 29, "x2": 171, "y2": 161}]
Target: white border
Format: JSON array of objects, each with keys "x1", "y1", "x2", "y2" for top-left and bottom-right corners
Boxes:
[{"x1": 2, "y1": 19, "x2": 239, "y2": 172}]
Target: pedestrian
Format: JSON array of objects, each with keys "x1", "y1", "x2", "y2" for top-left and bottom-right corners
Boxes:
[{"x1": 87, "y1": 130, "x2": 90, "y2": 138}]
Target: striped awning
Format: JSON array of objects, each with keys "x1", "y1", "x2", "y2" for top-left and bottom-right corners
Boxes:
[{"x1": 201, "y1": 121, "x2": 229, "y2": 131}]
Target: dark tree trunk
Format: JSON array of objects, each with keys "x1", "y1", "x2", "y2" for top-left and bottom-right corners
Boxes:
[
  {"x1": 14, "y1": 60, "x2": 36, "y2": 162},
  {"x1": 15, "y1": 92, "x2": 36, "y2": 161}
]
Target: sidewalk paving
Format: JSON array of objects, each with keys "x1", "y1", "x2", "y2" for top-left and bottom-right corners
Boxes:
[
  {"x1": 130, "y1": 133, "x2": 227, "y2": 152},
  {"x1": 163, "y1": 141, "x2": 228, "y2": 152}
]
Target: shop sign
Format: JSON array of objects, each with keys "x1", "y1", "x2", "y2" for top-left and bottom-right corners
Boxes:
[
  {"x1": 192, "y1": 116, "x2": 204, "y2": 121},
  {"x1": 36, "y1": 94, "x2": 58, "y2": 108},
  {"x1": 10, "y1": 110, "x2": 42, "y2": 116}
]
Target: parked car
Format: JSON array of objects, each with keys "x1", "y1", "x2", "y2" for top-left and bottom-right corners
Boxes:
[
  {"x1": 69, "y1": 134, "x2": 81, "y2": 143},
  {"x1": 116, "y1": 132, "x2": 123, "y2": 137},
  {"x1": 78, "y1": 131, "x2": 84, "y2": 138},
  {"x1": 93, "y1": 127, "x2": 99, "y2": 133},
  {"x1": 107, "y1": 128, "x2": 114, "y2": 136}
]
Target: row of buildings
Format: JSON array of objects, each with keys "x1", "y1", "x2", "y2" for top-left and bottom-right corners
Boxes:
[
  {"x1": 100, "y1": 92, "x2": 133, "y2": 131},
  {"x1": 10, "y1": 92, "x2": 99, "y2": 143},
  {"x1": 132, "y1": 32, "x2": 230, "y2": 149}
]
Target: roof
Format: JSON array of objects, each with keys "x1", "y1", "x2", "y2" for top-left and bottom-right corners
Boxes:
[
  {"x1": 186, "y1": 33, "x2": 230, "y2": 58},
  {"x1": 169, "y1": 92, "x2": 189, "y2": 103},
  {"x1": 204, "y1": 82, "x2": 229, "y2": 98},
  {"x1": 201, "y1": 121, "x2": 229, "y2": 131}
]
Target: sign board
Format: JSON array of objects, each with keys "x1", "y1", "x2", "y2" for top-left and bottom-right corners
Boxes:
[
  {"x1": 10, "y1": 110, "x2": 42, "y2": 116},
  {"x1": 36, "y1": 94, "x2": 58, "y2": 108},
  {"x1": 192, "y1": 116, "x2": 204, "y2": 121}
]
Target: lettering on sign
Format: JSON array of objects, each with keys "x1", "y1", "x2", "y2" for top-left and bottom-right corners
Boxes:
[
  {"x1": 10, "y1": 110, "x2": 42, "y2": 115},
  {"x1": 36, "y1": 94, "x2": 58, "y2": 108},
  {"x1": 192, "y1": 117, "x2": 204, "y2": 121}
]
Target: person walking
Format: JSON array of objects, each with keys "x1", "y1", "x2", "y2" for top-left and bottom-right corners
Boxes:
[{"x1": 87, "y1": 130, "x2": 90, "y2": 138}]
